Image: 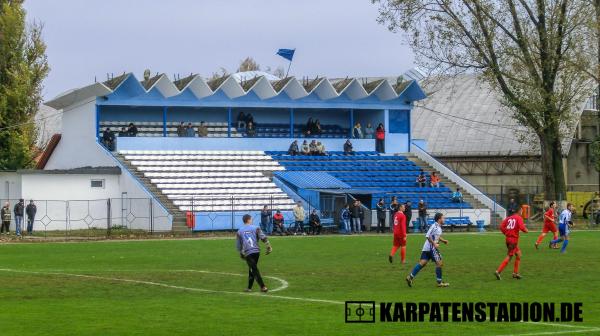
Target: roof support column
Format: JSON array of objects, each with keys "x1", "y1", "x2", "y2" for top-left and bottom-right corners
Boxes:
[
  {"x1": 349, "y1": 108, "x2": 354, "y2": 138},
  {"x1": 95, "y1": 104, "x2": 100, "y2": 143},
  {"x1": 290, "y1": 108, "x2": 294, "y2": 138},
  {"x1": 162, "y1": 106, "x2": 167, "y2": 137},
  {"x1": 227, "y1": 107, "x2": 232, "y2": 138}
]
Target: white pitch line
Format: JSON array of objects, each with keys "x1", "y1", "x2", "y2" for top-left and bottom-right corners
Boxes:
[
  {"x1": 494, "y1": 328, "x2": 600, "y2": 336},
  {"x1": 177, "y1": 269, "x2": 289, "y2": 293}
]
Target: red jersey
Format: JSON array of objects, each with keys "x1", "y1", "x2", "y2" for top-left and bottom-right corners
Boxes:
[
  {"x1": 500, "y1": 214, "x2": 527, "y2": 239},
  {"x1": 393, "y1": 211, "x2": 407, "y2": 237},
  {"x1": 543, "y1": 208, "x2": 555, "y2": 226}
]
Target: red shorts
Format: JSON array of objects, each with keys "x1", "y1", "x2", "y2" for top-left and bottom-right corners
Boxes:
[
  {"x1": 505, "y1": 238, "x2": 520, "y2": 257},
  {"x1": 393, "y1": 235, "x2": 406, "y2": 247},
  {"x1": 542, "y1": 222, "x2": 557, "y2": 233}
]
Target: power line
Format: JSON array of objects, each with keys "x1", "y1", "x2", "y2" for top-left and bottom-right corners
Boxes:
[
  {"x1": 415, "y1": 104, "x2": 524, "y2": 131},
  {"x1": 0, "y1": 110, "x2": 63, "y2": 132}
]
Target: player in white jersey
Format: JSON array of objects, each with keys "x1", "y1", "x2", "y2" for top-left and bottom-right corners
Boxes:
[{"x1": 406, "y1": 212, "x2": 449, "y2": 287}]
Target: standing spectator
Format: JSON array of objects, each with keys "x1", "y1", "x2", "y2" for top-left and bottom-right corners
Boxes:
[
  {"x1": 197, "y1": 121, "x2": 209, "y2": 137},
  {"x1": 288, "y1": 140, "x2": 299, "y2": 155},
  {"x1": 185, "y1": 122, "x2": 196, "y2": 137},
  {"x1": 507, "y1": 198, "x2": 519, "y2": 214},
  {"x1": 340, "y1": 204, "x2": 351, "y2": 234},
  {"x1": 245, "y1": 113, "x2": 254, "y2": 127},
  {"x1": 177, "y1": 122, "x2": 186, "y2": 137},
  {"x1": 404, "y1": 201, "x2": 413, "y2": 229},
  {"x1": 376, "y1": 198, "x2": 386, "y2": 233},
  {"x1": 430, "y1": 172, "x2": 441, "y2": 188},
  {"x1": 375, "y1": 123, "x2": 385, "y2": 153},
  {"x1": 26, "y1": 200, "x2": 37, "y2": 235},
  {"x1": 118, "y1": 126, "x2": 128, "y2": 137},
  {"x1": 353, "y1": 122, "x2": 363, "y2": 139},
  {"x1": 358, "y1": 200, "x2": 365, "y2": 232},
  {"x1": 389, "y1": 196, "x2": 400, "y2": 229},
  {"x1": 452, "y1": 188, "x2": 463, "y2": 203},
  {"x1": 272, "y1": 210, "x2": 288, "y2": 235},
  {"x1": 13, "y1": 199, "x2": 24, "y2": 237},
  {"x1": 127, "y1": 123, "x2": 138, "y2": 137},
  {"x1": 1, "y1": 202, "x2": 10, "y2": 236},
  {"x1": 343, "y1": 139, "x2": 354, "y2": 155},
  {"x1": 314, "y1": 119, "x2": 322, "y2": 135},
  {"x1": 102, "y1": 128, "x2": 115, "y2": 150},
  {"x1": 364, "y1": 123, "x2": 374, "y2": 139},
  {"x1": 316, "y1": 141, "x2": 326, "y2": 155},
  {"x1": 237, "y1": 111, "x2": 247, "y2": 130},
  {"x1": 417, "y1": 200, "x2": 428, "y2": 232},
  {"x1": 301, "y1": 140, "x2": 310, "y2": 155},
  {"x1": 309, "y1": 140, "x2": 318, "y2": 155},
  {"x1": 292, "y1": 202, "x2": 306, "y2": 235},
  {"x1": 416, "y1": 171, "x2": 427, "y2": 187},
  {"x1": 305, "y1": 118, "x2": 315, "y2": 136},
  {"x1": 309, "y1": 209, "x2": 322, "y2": 235},
  {"x1": 260, "y1": 205, "x2": 272, "y2": 235},
  {"x1": 246, "y1": 122, "x2": 256, "y2": 138},
  {"x1": 351, "y1": 200, "x2": 361, "y2": 234}
]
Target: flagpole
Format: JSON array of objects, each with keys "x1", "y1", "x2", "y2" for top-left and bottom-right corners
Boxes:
[{"x1": 285, "y1": 60, "x2": 293, "y2": 78}]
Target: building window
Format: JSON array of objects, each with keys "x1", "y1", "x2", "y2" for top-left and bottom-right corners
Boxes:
[{"x1": 90, "y1": 179, "x2": 105, "y2": 188}]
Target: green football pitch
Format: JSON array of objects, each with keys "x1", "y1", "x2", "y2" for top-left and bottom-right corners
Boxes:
[{"x1": 0, "y1": 231, "x2": 598, "y2": 335}]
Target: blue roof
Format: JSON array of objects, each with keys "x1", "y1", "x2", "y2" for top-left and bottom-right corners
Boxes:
[{"x1": 275, "y1": 171, "x2": 351, "y2": 189}]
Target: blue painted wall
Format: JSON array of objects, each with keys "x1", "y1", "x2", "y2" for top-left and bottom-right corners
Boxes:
[{"x1": 194, "y1": 210, "x2": 294, "y2": 231}]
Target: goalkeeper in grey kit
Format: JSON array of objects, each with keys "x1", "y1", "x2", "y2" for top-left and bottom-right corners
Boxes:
[{"x1": 236, "y1": 214, "x2": 273, "y2": 293}]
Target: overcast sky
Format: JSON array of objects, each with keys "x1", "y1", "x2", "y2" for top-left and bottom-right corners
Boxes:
[{"x1": 23, "y1": 0, "x2": 415, "y2": 99}]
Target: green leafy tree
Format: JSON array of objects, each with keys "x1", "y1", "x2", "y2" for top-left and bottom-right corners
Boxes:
[
  {"x1": 372, "y1": 0, "x2": 595, "y2": 199},
  {"x1": 0, "y1": 0, "x2": 49, "y2": 169}
]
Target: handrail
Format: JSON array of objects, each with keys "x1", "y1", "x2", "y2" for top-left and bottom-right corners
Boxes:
[{"x1": 410, "y1": 142, "x2": 506, "y2": 218}]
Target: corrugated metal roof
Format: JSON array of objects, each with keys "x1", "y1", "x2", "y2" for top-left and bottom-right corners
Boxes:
[{"x1": 275, "y1": 172, "x2": 350, "y2": 189}]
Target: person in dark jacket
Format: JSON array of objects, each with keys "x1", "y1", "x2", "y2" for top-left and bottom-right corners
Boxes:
[
  {"x1": 343, "y1": 139, "x2": 354, "y2": 155},
  {"x1": 288, "y1": 140, "x2": 299, "y2": 156},
  {"x1": 358, "y1": 200, "x2": 365, "y2": 232},
  {"x1": 118, "y1": 127, "x2": 128, "y2": 137},
  {"x1": 403, "y1": 201, "x2": 413, "y2": 230},
  {"x1": 272, "y1": 210, "x2": 289, "y2": 236},
  {"x1": 127, "y1": 123, "x2": 138, "y2": 137},
  {"x1": 177, "y1": 122, "x2": 186, "y2": 137},
  {"x1": 309, "y1": 209, "x2": 322, "y2": 235},
  {"x1": 376, "y1": 198, "x2": 386, "y2": 233},
  {"x1": 260, "y1": 205, "x2": 272, "y2": 235},
  {"x1": 13, "y1": 199, "x2": 24, "y2": 237},
  {"x1": 1, "y1": 202, "x2": 10, "y2": 235},
  {"x1": 389, "y1": 196, "x2": 399, "y2": 229},
  {"x1": 507, "y1": 198, "x2": 519, "y2": 214},
  {"x1": 246, "y1": 122, "x2": 256, "y2": 138},
  {"x1": 417, "y1": 199, "x2": 428, "y2": 232},
  {"x1": 102, "y1": 128, "x2": 115, "y2": 150},
  {"x1": 26, "y1": 200, "x2": 37, "y2": 235},
  {"x1": 237, "y1": 112, "x2": 247, "y2": 130},
  {"x1": 351, "y1": 200, "x2": 361, "y2": 233}
]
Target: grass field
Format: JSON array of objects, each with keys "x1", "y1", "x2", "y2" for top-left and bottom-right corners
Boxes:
[{"x1": 0, "y1": 230, "x2": 599, "y2": 335}]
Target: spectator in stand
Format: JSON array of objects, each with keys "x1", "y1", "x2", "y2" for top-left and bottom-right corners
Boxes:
[
  {"x1": 358, "y1": 200, "x2": 365, "y2": 232},
  {"x1": 272, "y1": 210, "x2": 289, "y2": 236},
  {"x1": 301, "y1": 140, "x2": 310, "y2": 155},
  {"x1": 118, "y1": 127, "x2": 128, "y2": 137},
  {"x1": 102, "y1": 128, "x2": 115, "y2": 150},
  {"x1": 376, "y1": 198, "x2": 386, "y2": 233},
  {"x1": 452, "y1": 188, "x2": 463, "y2": 203},
  {"x1": 246, "y1": 122, "x2": 256, "y2": 138},
  {"x1": 417, "y1": 200, "x2": 428, "y2": 232},
  {"x1": 351, "y1": 200, "x2": 362, "y2": 234},
  {"x1": 177, "y1": 122, "x2": 186, "y2": 137},
  {"x1": 404, "y1": 201, "x2": 413, "y2": 229},
  {"x1": 364, "y1": 123, "x2": 374, "y2": 139},
  {"x1": 1, "y1": 202, "x2": 10, "y2": 236},
  {"x1": 197, "y1": 121, "x2": 209, "y2": 137},
  {"x1": 353, "y1": 122, "x2": 363, "y2": 139},
  {"x1": 185, "y1": 122, "x2": 196, "y2": 137},
  {"x1": 343, "y1": 139, "x2": 354, "y2": 155},
  {"x1": 288, "y1": 140, "x2": 299, "y2": 156},
  {"x1": 375, "y1": 123, "x2": 385, "y2": 153},
  {"x1": 237, "y1": 111, "x2": 246, "y2": 130},
  {"x1": 13, "y1": 199, "x2": 24, "y2": 237},
  {"x1": 313, "y1": 119, "x2": 322, "y2": 135},
  {"x1": 309, "y1": 140, "x2": 319, "y2": 155},
  {"x1": 245, "y1": 113, "x2": 255, "y2": 128},
  {"x1": 293, "y1": 202, "x2": 306, "y2": 235},
  {"x1": 507, "y1": 198, "x2": 519, "y2": 214},
  {"x1": 127, "y1": 123, "x2": 138, "y2": 137},
  {"x1": 305, "y1": 118, "x2": 315, "y2": 136},
  {"x1": 316, "y1": 141, "x2": 326, "y2": 155},
  {"x1": 389, "y1": 196, "x2": 399, "y2": 229},
  {"x1": 430, "y1": 172, "x2": 441, "y2": 188},
  {"x1": 25, "y1": 200, "x2": 36, "y2": 236},
  {"x1": 340, "y1": 204, "x2": 351, "y2": 234},
  {"x1": 309, "y1": 209, "x2": 322, "y2": 235},
  {"x1": 260, "y1": 205, "x2": 272, "y2": 235},
  {"x1": 416, "y1": 170, "x2": 427, "y2": 187}
]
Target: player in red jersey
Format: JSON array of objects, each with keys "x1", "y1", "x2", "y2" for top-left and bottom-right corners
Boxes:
[
  {"x1": 389, "y1": 203, "x2": 407, "y2": 264},
  {"x1": 535, "y1": 201, "x2": 558, "y2": 249},
  {"x1": 495, "y1": 208, "x2": 528, "y2": 280}
]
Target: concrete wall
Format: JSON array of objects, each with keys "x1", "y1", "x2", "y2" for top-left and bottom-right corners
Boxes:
[{"x1": 0, "y1": 171, "x2": 21, "y2": 201}]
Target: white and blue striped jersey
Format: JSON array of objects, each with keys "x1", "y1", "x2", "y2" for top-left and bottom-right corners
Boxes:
[
  {"x1": 236, "y1": 224, "x2": 266, "y2": 256},
  {"x1": 422, "y1": 223, "x2": 442, "y2": 252},
  {"x1": 559, "y1": 209, "x2": 572, "y2": 226}
]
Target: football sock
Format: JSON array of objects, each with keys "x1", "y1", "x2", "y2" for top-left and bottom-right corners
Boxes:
[
  {"x1": 400, "y1": 246, "x2": 406, "y2": 263},
  {"x1": 552, "y1": 233, "x2": 558, "y2": 240},
  {"x1": 435, "y1": 267, "x2": 442, "y2": 283},
  {"x1": 497, "y1": 256, "x2": 510, "y2": 273},
  {"x1": 535, "y1": 234, "x2": 545, "y2": 245},
  {"x1": 390, "y1": 246, "x2": 399, "y2": 256},
  {"x1": 410, "y1": 264, "x2": 422, "y2": 278},
  {"x1": 561, "y1": 240, "x2": 569, "y2": 253},
  {"x1": 513, "y1": 256, "x2": 520, "y2": 274},
  {"x1": 550, "y1": 238, "x2": 563, "y2": 245}
]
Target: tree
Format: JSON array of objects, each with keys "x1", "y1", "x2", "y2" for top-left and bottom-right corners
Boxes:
[
  {"x1": 237, "y1": 57, "x2": 260, "y2": 72},
  {"x1": 372, "y1": 0, "x2": 595, "y2": 199},
  {"x1": 0, "y1": 0, "x2": 49, "y2": 170}
]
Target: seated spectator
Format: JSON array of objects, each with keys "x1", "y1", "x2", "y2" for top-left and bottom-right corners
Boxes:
[
  {"x1": 364, "y1": 123, "x2": 374, "y2": 139},
  {"x1": 102, "y1": 128, "x2": 115, "y2": 150},
  {"x1": 177, "y1": 122, "x2": 186, "y2": 137},
  {"x1": 288, "y1": 140, "x2": 299, "y2": 155},
  {"x1": 237, "y1": 111, "x2": 246, "y2": 130},
  {"x1": 272, "y1": 210, "x2": 290, "y2": 236},
  {"x1": 314, "y1": 119, "x2": 322, "y2": 135},
  {"x1": 343, "y1": 139, "x2": 354, "y2": 155},
  {"x1": 118, "y1": 126, "x2": 128, "y2": 137},
  {"x1": 375, "y1": 123, "x2": 385, "y2": 153},
  {"x1": 452, "y1": 188, "x2": 463, "y2": 203},
  {"x1": 430, "y1": 172, "x2": 441, "y2": 187},
  {"x1": 301, "y1": 140, "x2": 310, "y2": 155},
  {"x1": 127, "y1": 123, "x2": 138, "y2": 137},
  {"x1": 353, "y1": 122, "x2": 363, "y2": 139},
  {"x1": 309, "y1": 209, "x2": 322, "y2": 235},
  {"x1": 416, "y1": 171, "x2": 427, "y2": 187},
  {"x1": 246, "y1": 122, "x2": 256, "y2": 137},
  {"x1": 185, "y1": 122, "x2": 196, "y2": 137},
  {"x1": 309, "y1": 140, "x2": 319, "y2": 155},
  {"x1": 316, "y1": 141, "x2": 326, "y2": 155},
  {"x1": 197, "y1": 121, "x2": 209, "y2": 137}
]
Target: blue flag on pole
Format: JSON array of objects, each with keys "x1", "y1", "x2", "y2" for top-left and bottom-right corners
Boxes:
[{"x1": 276, "y1": 48, "x2": 295, "y2": 61}]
